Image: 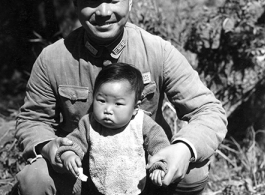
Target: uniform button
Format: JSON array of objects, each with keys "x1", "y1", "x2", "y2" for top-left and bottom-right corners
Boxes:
[
  {"x1": 189, "y1": 157, "x2": 195, "y2": 162},
  {"x1": 72, "y1": 94, "x2": 77, "y2": 101},
  {"x1": 103, "y1": 60, "x2": 112, "y2": 66}
]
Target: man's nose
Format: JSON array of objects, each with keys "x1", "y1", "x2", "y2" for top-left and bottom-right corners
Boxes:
[{"x1": 96, "y1": 3, "x2": 112, "y2": 16}]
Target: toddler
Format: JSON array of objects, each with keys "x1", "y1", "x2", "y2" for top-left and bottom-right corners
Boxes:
[{"x1": 56, "y1": 63, "x2": 170, "y2": 195}]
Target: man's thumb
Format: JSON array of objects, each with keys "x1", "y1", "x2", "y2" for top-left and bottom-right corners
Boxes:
[{"x1": 162, "y1": 170, "x2": 174, "y2": 186}]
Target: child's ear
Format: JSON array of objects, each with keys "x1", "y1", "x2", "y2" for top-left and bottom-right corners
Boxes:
[{"x1": 133, "y1": 100, "x2": 141, "y2": 116}]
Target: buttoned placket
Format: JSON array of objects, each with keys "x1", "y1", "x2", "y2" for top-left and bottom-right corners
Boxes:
[{"x1": 84, "y1": 31, "x2": 126, "y2": 66}]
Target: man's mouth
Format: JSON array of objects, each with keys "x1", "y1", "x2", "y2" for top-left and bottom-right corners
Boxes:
[{"x1": 94, "y1": 21, "x2": 116, "y2": 27}]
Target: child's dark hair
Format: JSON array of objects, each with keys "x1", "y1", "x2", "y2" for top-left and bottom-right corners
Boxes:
[{"x1": 94, "y1": 63, "x2": 144, "y2": 103}]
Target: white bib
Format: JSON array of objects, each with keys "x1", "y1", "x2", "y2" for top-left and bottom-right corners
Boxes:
[{"x1": 89, "y1": 110, "x2": 146, "y2": 195}]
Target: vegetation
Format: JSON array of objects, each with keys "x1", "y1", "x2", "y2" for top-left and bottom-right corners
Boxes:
[{"x1": 1, "y1": 0, "x2": 265, "y2": 194}]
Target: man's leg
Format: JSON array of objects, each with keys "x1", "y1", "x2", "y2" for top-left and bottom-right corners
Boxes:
[
  {"x1": 16, "y1": 158, "x2": 80, "y2": 195},
  {"x1": 168, "y1": 161, "x2": 210, "y2": 195}
]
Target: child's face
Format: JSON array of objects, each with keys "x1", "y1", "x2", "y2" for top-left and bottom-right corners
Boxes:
[{"x1": 93, "y1": 80, "x2": 138, "y2": 129}]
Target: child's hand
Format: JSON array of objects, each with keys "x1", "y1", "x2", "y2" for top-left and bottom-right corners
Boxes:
[
  {"x1": 150, "y1": 169, "x2": 165, "y2": 186},
  {"x1": 61, "y1": 151, "x2": 82, "y2": 178}
]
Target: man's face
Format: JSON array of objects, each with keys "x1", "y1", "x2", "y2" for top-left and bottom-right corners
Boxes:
[{"x1": 76, "y1": 0, "x2": 132, "y2": 45}]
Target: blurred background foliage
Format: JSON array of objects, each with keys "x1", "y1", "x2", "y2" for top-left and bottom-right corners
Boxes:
[{"x1": 2, "y1": 0, "x2": 265, "y2": 193}]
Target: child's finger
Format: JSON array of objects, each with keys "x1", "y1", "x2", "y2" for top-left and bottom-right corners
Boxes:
[
  {"x1": 75, "y1": 156, "x2": 82, "y2": 167},
  {"x1": 71, "y1": 161, "x2": 80, "y2": 176},
  {"x1": 156, "y1": 170, "x2": 163, "y2": 186},
  {"x1": 149, "y1": 172, "x2": 153, "y2": 180},
  {"x1": 69, "y1": 163, "x2": 78, "y2": 177},
  {"x1": 153, "y1": 170, "x2": 159, "y2": 186},
  {"x1": 155, "y1": 170, "x2": 161, "y2": 186},
  {"x1": 68, "y1": 163, "x2": 74, "y2": 176},
  {"x1": 151, "y1": 171, "x2": 157, "y2": 183},
  {"x1": 161, "y1": 170, "x2": 165, "y2": 179},
  {"x1": 151, "y1": 170, "x2": 161, "y2": 186},
  {"x1": 150, "y1": 172, "x2": 157, "y2": 185},
  {"x1": 158, "y1": 170, "x2": 166, "y2": 186}
]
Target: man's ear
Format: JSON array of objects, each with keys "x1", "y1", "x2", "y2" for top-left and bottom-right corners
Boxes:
[
  {"x1": 133, "y1": 100, "x2": 141, "y2": 116},
  {"x1": 129, "y1": 0, "x2": 133, "y2": 11}
]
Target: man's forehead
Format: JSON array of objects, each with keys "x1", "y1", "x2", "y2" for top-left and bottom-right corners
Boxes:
[
  {"x1": 73, "y1": 0, "x2": 133, "y2": 6},
  {"x1": 74, "y1": 0, "x2": 132, "y2": 2}
]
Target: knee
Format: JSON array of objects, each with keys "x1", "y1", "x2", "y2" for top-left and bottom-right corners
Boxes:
[
  {"x1": 16, "y1": 158, "x2": 54, "y2": 194},
  {"x1": 168, "y1": 163, "x2": 210, "y2": 195},
  {"x1": 18, "y1": 165, "x2": 51, "y2": 186}
]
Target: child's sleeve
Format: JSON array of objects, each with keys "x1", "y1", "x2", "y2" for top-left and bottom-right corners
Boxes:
[
  {"x1": 142, "y1": 114, "x2": 170, "y2": 173},
  {"x1": 56, "y1": 115, "x2": 91, "y2": 161},
  {"x1": 142, "y1": 114, "x2": 170, "y2": 155}
]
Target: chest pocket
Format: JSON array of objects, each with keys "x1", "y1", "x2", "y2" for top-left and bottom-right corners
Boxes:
[
  {"x1": 140, "y1": 81, "x2": 158, "y2": 116},
  {"x1": 58, "y1": 85, "x2": 92, "y2": 132},
  {"x1": 59, "y1": 85, "x2": 89, "y2": 101}
]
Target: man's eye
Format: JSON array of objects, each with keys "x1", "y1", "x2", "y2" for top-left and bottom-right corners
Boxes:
[
  {"x1": 84, "y1": 0, "x2": 119, "y2": 4},
  {"x1": 84, "y1": 0, "x2": 99, "y2": 3}
]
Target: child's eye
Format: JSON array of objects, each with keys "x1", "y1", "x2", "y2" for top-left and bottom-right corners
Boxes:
[
  {"x1": 97, "y1": 99, "x2": 105, "y2": 103},
  {"x1": 116, "y1": 103, "x2": 124, "y2": 106}
]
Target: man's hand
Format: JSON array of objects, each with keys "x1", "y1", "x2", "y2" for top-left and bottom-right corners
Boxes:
[
  {"x1": 37, "y1": 137, "x2": 73, "y2": 173},
  {"x1": 146, "y1": 142, "x2": 192, "y2": 186}
]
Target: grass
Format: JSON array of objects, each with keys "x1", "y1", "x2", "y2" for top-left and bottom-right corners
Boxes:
[
  {"x1": 1, "y1": 101, "x2": 265, "y2": 194},
  {"x1": 0, "y1": 117, "x2": 24, "y2": 195}
]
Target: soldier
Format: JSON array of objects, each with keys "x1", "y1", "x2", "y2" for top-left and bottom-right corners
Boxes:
[{"x1": 15, "y1": 0, "x2": 227, "y2": 194}]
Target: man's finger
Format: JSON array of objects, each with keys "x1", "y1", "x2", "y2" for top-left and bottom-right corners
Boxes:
[{"x1": 162, "y1": 170, "x2": 174, "y2": 186}]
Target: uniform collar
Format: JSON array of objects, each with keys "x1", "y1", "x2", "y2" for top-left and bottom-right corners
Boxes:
[{"x1": 84, "y1": 30, "x2": 127, "y2": 59}]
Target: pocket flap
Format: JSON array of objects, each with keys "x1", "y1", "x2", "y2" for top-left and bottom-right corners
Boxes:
[{"x1": 59, "y1": 85, "x2": 90, "y2": 101}]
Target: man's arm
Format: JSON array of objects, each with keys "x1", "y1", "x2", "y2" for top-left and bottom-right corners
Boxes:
[
  {"x1": 15, "y1": 48, "x2": 62, "y2": 162},
  {"x1": 162, "y1": 42, "x2": 228, "y2": 162},
  {"x1": 148, "y1": 41, "x2": 227, "y2": 186}
]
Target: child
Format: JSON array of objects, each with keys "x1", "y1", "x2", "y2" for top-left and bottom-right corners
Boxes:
[{"x1": 56, "y1": 63, "x2": 170, "y2": 195}]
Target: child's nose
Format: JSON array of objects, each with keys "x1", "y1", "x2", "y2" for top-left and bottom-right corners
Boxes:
[{"x1": 104, "y1": 106, "x2": 113, "y2": 115}]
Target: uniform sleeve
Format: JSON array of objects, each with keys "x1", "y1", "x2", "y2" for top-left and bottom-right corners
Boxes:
[
  {"x1": 56, "y1": 115, "x2": 90, "y2": 160},
  {"x1": 15, "y1": 48, "x2": 59, "y2": 160},
  {"x1": 162, "y1": 42, "x2": 228, "y2": 162},
  {"x1": 142, "y1": 114, "x2": 170, "y2": 156}
]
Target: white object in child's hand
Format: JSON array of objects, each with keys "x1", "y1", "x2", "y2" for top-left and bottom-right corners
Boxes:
[{"x1": 78, "y1": 167, "x2": 88, "y2": 182}]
